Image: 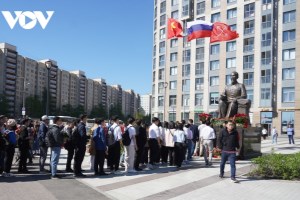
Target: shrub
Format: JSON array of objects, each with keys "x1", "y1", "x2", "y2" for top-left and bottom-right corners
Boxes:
[{"x1": 249, "y1": 153, "x2": 300, "y2": 180}]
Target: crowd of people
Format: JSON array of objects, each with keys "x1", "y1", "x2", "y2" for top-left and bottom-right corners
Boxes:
[{"x1": 0, "y1": 114, "x2": 242, "y2": 183}]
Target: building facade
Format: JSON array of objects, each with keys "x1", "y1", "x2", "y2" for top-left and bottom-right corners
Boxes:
[
  {"x1": 141, "y1": 94, "x2": 152, "y2": 115},
  {"x1": 151, "y1": 0, "x2": 299, "y2": 135},
  {"x1": 0, "y1": 42, "x2": 140, "y2": 118}
]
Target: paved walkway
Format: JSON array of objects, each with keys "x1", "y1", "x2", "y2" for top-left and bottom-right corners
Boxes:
[{"x1": 0, "y1": 135, "x2": 299, "y2": 200}]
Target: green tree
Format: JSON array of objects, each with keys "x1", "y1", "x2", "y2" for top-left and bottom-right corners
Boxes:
[
  {"x1": 90, "y1": 104, "x2": 107, "y2": 119},
  {"x1": 109, "y1": 104, "x2": 125, "y2": 121},
  {"x1": 25, "y1": 95, "x2": 43, "y2": 118},
  {"x1": 60, "y1": 104, "x2": 74, "y2": 116},
  {"x1": 0, "y1": 94, "x2": 9, "y2": 116}
]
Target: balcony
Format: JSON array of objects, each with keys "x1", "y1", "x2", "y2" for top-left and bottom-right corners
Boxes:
[
  {"x1": 5, "y1": 85, "x2": 15, "y2": 90},
  {"x1": 243, "y1": 62, "x2": 254, "y2": 69},
  {"x1": 261, "y1": 40, "x2": 271, "y2": 47},
  {"x1": 6, "y1": 57, "x2": 16, "y2": 64},
  {"x1": 243, "y1": 79, "x2": 253, "y2": 86},
  {"x1": 262, "y1": 22, "x2": 271, "y2": 29},
  {"x1": 6, "y1": 79, "x2": 15, "y2": 85},
  {"x1": 261, "y1": 58, "x2": 271, "y2": 65},
  {"x1": 7, "y1": 63, "x2": 16, "y2": 69},
  {"x1": 243, "y1": 45, "x2": 254, "y2": 52},
  {"x1": 6, "y1": 74, "x2": 16, "y2": 80},
  {"x1": 244, "y1": 27, "x2": 254, "y2": 35},
  {"x1": 261, "y1": 77, "x2": 271, "y2": 84}
]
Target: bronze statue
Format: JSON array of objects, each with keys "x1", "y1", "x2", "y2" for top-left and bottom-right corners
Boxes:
[{"x1": 218, "y1": 71, "x2": 251, "y2": 118}]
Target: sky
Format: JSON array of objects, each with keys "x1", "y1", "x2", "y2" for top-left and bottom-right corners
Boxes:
[{"x1": 0, "y1": 0, "x2": 154, "y2": 95}]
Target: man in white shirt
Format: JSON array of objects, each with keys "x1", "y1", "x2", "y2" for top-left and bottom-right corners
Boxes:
[
  {"x1": 148, "y1": 117, "x2": 160, "y2": 169},
  {"x1": 271, "y1": 126, "x2": 278, "y2": 144},
  {"x1": 201, "y1": 121, "x2": 216, "y2": 166},
  {"x1": 107, "y1": 116, "x2": 122, "y2": 174},
  {"x1": 124, "y1": 117, "x2": 137, "y2": 173},
  {"x1": 195, "y1": 120, "x2": 207, "y2": 156}
]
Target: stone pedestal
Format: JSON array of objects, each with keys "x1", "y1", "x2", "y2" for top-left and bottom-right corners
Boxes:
[{"x1": 237, "y1": 127, "x2": 262, "y2": 159}]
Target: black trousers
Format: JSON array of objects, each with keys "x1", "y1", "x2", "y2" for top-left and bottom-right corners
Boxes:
[
  {"x1": 167, "y1": 147, "x2": 174, "y2": 165},
  {"x1": 94, "y1": 150, "x2": 105, "y2": 174},
  {"x1": 107, "y1": 142, "x2": 120, "y2": 171},
  {"x1": 174, "y1": 142, "x2": 184, "y2": 167},
  {"x1": 66, "y1": 147, "x2": 75, "y2": 170},
  {"x1": 134, "y1": 146, "x2": 144, "y2": 169},
  {"x1": 142, "y1": 147, "x2": 149, "y2": 164},
  {"x1": 148, "y1": 139, "x2": 159, "y2": 165},
  {"x1": 74, "y1": 146, "x2": 86, "y2": 175},
  {"x1": 161, "y1": 145, "x2": 168, "y2": 163},
  {"x1": 18, "y1": 147, "x2": 28, "y2": 171},
  {"x1": 4, "y1": 145, "x2": 15, "y2": 173}
]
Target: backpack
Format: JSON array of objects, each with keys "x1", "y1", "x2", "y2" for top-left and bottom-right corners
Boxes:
[
  {"x1": 122, "y1": 126, "x2": 132, "y2": 146},
  {"x1": 107, "y1": 125, "x2": 117, "y2": 146}
]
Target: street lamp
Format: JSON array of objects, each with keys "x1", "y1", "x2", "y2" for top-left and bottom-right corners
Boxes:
[
  {"x1": 45, "y1": 60, "x2": 52, "y2": 116},
  {"x1": 163, "y1": 82, "x2": 168, "y2": 122}
]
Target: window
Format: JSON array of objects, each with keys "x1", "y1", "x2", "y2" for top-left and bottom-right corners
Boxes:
[
  {"x1": 210, "y1": 60, "x2": 219, "y2": 70},
  {"x1": 262, "y1": 0, "x2": 272, "y2": 10},
  {"x1": 183, "y1": 36, "x2": 191, "y2": 47},
  {"x1": 170, "y1": 95, "x2": 177, "y2": 106},
  {"x1": 212, "y1": 0, "x2": 220, "y2": 8},
  {"x1": 261, "y1": 51, "x2": 271, "y2": 65},
  {"x1": 152, "y1": 97, "x2": 155, "y2": 107},
  {"x1": 195, "y1": 93, "x2": 203, "y2": 106},
  {"x1": 153, "y1": 45, "x2": 156, "y2": 56},
  {"x1": 226, "y1": 57, "x2": 236, "y2": 68},
  {"x1": 160, "y1": 28, "x2": 165, "y2": 39},
  {"x1": 244, "y1": 55, "x2": 254, "y2": 69},
  {"x1": 158, "y1": 69, "x2": 164, "y2": 80},
  {"x1": 283, "y1": 49, "x2": 295, "y2": 60},
  {"x1": 154, "y1": 19, "x2": 157, "y2": 30},
  {"x1": 282, "y1": 87, "x2": 295, "y2": 102},
  {"x1": 195, "y1": 63, "x2": 204, "y2": 75},
  {"x1": 172, "y1": 0, "x2": 179, "y2": 6},
  {"x1": 154, "y1": 7, "x2": 157, "y2": 18},
  {"x1": 283, "y1": 30, "x2": 296, "y2": 42},
  {"x1": 230, "y1": 24, "x2": 237, "y2": 31},
  {"x1": 182, "y1": 0, "x2": 190, "y2": 17},
  {"x1": 160, "y1": 14, "x2": 166, "y2": 26},
  {"x1": 158, "y1": 82, "x2": 164, "y2": 94},
  {"x1": 244, "y1": 3, "x2": 255, "y2": 18},
  {"x1": 153, "y1": 33, "x2": 157, "y2": 43},
  {"x1": 160, "y1": 1, "x2": 166, "y2": 13},
  {"x1": 262, "y1": 14, "x2": 271, "y2": 28},
  {"x1": 261, "y1": 69, "x2": 271, "y2": 83},
  {"x1": 284, "y1": 0, "x2": 296, "y2": 5},
  {"x1": 195, "y1": 78, "x2": 204, "y2": 90},
  {"x1": 197, "y1": 2, "x2": 205, "y2": 15},
  {"x1": 211, "y1": 44, "x2": 220, "y2": 55},
  {"x1": 261, "y1": 88, "x2": 271, "y2": 100},
  {"x1": 182, "y1": 49, "x2": 191, "y2": 61},
  {"x1": 227, "y1": 0, "x2": 236, "y2": 3},
  {"x1": 171, "y1": 39, "x2": 178, "y2": 47},
  {"x1": 282, "y1": 68, "x2": 295, "y2": 80},
  {"x1": 211, "y1": 12, "x2": 220, "y2": 23},
  {"x1": 227, "y1": 8, "x2": 237, "y2": 19},
  {"x1": 243, "y1": 72, "x2": 254, "y2": 86},
  {"x1": 247, "y1": 89, "x2": 253, "y2": 102},
  {"x1": 170, "y1": 66, "x2": 178, "y2": 75},
  {"x1": 182, "y1": 79, "x2": 190, "y2": 92},
  {"x1": 158, "y1": 96, "x2": 164, "y2": 106},
  {"x1": 170, "y1": 52, "x2": 178, "y2": 62},
  {"x1": 182, "y1": 94, "x2": 190, "y2": 106},
  {"x1": 261, "y1": 32, "x2": 271, "y2": 47},
  {"x1": 159, "y1": 41, "x2": 165, "y2": 53},
  {"x1": 244, "y1": 37, "x2": 254, "y2": 52},
  {"x1": 210, "y1": 92, "x2": 219, "y2": 105},
  {"x1": 159, "y1": 55, "x2": 165, "y2": 66},
  {"x1": 226, "y1": 41, "x2": 236, "y2": 52},
  {"x1": 171, "y1": 10, "x2": 179, "y2": 19},
  {"x1": 196, "y1": 38, "x2": 205, "y2": 45},
  {"x1": 152, "y1": 72, "x2": 155, "y2": 82},
  {"x1": 226, "y1": 75, "x2": 231, "y2": 85},
  {"x1": 244, "y1": 20, "x2": 255, "y2": 34},
  {"x1": 210, "y1": 76, "x2": 219, "y2": 86},
  {"x1": 283, "y1": 10, "x2": 296, "y2": 23},
  {"x1": 182, "y1": 64, "x2": 190, "y2": 76},
  {"x1": 196, "y1": 47, "x2": 204, "y2": 60},
  {"x1": 170, "y1": 81, "x2": 177, "y2": 90}
]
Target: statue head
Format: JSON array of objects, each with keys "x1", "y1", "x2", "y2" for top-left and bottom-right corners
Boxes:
[{"x1": 231, "y1": 71, "x2": 239, "y2": 84}]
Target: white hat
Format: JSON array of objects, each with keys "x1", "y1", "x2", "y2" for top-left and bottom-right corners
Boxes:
[
  {"x1": 7, "y1": 119, "x2": 16, "y2": 127},
  {"x1": 41, "y1": 115, "x2": 49, "y2": 121}
]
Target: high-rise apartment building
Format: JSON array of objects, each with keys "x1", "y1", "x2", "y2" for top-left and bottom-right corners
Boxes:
[
  {"x1": 152, "y1": 0, "x2": 299, "y2": 134},
  {"x1": 141, "y1": 94, "x2": 152, "y2": 115}
]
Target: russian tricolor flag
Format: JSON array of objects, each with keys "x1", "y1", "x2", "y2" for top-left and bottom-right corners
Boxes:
[{"x1": 187, "y1": 20, "x2": 213, "y2": 41}]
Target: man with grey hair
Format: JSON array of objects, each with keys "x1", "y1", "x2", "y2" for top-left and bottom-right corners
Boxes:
[{"x1": 38, "y1": 115, "x2": 50, "y2": 173}]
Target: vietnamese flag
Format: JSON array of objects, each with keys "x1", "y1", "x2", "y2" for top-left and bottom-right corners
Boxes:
[
  {"x1": 167, "y1": 18, "x2": 183, "y2": 39},
  {"x1": 210, "y1": 22, "x2": 239, "y2": 43}
]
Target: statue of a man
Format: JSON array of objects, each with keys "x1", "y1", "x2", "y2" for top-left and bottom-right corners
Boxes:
[{"x1": 218, "y1": 71, "x2": 251, "y2": 118}]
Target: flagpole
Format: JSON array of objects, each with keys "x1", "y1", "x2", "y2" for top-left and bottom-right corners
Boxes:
[
  {"x1": 163, "y1": 16, "x2": 169, "y2": 123},
  {"x1": 183, "y1": 19, "x2": 187, "y2": 121}
]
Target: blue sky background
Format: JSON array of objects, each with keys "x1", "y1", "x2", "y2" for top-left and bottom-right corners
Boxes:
[{"x1": 0, "y1": 0, "x2": 154, "y2": 95}]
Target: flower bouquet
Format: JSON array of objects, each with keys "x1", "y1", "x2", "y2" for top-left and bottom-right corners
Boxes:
[
  {"x1": 233, "y1": 113, "x2": 249, "y2": 128},
  {"x1": 212, "y1": 148, "x2": 221, "y2": 158},
  {"x1": 198, "y1": 113, "x2": 211, "y2": 122}
]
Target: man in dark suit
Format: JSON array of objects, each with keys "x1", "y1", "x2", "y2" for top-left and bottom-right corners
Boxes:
[
  {"x1": 188, "y1": 119, "x2": 199, "y2": 160},
  {"x1": 73, "y1": 114, "x2": 88, "y2": 177}
]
